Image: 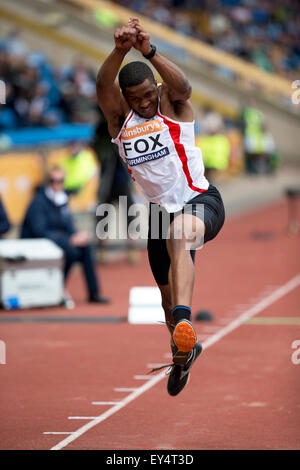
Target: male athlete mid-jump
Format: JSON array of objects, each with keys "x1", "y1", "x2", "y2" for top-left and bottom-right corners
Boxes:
[{"x1": 96, "y1": 18, "x2": 225, "y2": 396}]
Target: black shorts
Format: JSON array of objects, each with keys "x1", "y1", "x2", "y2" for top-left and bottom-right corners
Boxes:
[{"x1": 147, "y1": 184, "x2": 225, "y2": 285}]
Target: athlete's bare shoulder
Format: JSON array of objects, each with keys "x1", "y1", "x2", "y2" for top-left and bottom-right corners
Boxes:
[{"x1": 159, "y1": 82, "x2": 194, "y2": 122}]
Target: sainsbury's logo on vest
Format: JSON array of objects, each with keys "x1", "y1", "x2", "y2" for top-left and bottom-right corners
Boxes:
[{"x1": 121, "y1": 119, "x2": 163, "y2": 140}]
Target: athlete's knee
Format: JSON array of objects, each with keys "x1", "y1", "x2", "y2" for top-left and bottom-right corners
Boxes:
[{"x1": 168, "y1": 214, "x2": 205, "y2": 251}]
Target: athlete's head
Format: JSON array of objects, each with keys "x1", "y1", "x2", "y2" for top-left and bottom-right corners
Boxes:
[{"x1": 119, "y1": 61, "x2": 158, "y2": 119}]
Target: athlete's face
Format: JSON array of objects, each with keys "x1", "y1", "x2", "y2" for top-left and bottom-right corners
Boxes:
[{"x1": 124, "y1": 79, "x2": 159, "y2": 119}]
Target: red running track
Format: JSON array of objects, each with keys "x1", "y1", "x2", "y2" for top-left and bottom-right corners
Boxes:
[{"x1": 0, "y1": 198, "x2": 299, "y2": 450}]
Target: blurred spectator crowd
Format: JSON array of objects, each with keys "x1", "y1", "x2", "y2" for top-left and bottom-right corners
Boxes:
[
  {"x1": 0, "y1": 22, "x2": 279, "y2": 177},
  {"x1": 115, "y1": 0, "x2": 300, "y2": 79},
  {"x1": 0, "y1": 30, "x2": 99, "y2": 130}
]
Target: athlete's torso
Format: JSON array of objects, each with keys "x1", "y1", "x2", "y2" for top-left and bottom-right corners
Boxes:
[{"x1": 112, "y1": 96, "x2": 209, "y2": 213}]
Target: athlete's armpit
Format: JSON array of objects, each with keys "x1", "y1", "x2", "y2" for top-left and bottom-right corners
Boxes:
[
  {"x1": 160, "y1": 83, "x2": 194, "y2": 122},
  {"x1": 164, "y1": 80, "x2": 192, "y2": 104}
]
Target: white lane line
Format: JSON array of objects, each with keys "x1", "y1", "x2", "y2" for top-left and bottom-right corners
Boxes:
[
  {"x1": 133, "y1": 375, "x2": 152, "y2": 380},
  {"x1": 114, "y1": 388, "x2": 138, "y2": 392},
  {"x1": 68, "y1": 417, "x2": 98, "y2": 420},
  {"x1": 51, "y1": 375, "x2": 163, "y2": 450},
  {"x1": 202, "y1": 274, "x2": 300, "y2": 349},
  {"x1": 50, "y1": 273, "x2": 300, "y2": 451},
  {"x1": 44, "y1": 432, "x2": 74, "y2": 435},
  {"x1": 91, "y1": 401, "x2": 122, "y2": 405}
]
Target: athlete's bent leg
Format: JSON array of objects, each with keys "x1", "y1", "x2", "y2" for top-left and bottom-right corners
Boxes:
[
  {"x1": 166, "y1": 213, "x2": 205, "y2": 308},
  {"x1": 165, "y1": 213, "x2": 204, "y2": 361}
]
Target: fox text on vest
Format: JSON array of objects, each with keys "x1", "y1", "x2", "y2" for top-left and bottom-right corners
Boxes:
[{"x1": 121, "y1": 119, "x2": 169, "y2": 166}]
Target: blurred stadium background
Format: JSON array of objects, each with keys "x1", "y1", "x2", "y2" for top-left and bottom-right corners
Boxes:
[{"x1": 0, "y1": 0, "x2": 300, "y2": 272}]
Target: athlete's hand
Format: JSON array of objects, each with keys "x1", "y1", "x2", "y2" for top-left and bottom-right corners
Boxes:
[
  {"x1": 114, "y1": 25, "x2": 137, "y2": 52},
  {"x1": 128, "y1": 18, "x2": 152, "y2": 56}
]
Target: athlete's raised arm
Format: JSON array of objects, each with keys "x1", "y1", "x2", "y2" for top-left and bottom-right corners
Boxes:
[
  {"x1": 129, "y1": 18, "x2": 192, "y2": 105},
  {"x1": 96, "y1": 25, "x2": 136, "y2": 137}
]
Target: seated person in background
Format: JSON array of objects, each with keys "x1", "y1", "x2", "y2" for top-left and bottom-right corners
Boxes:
[
  {"x1": 20, "y1": 166, "x2": 110, "y2": 305},
  {"x1": 0, "y1": 197, "x2": 11, "y2": 236}
]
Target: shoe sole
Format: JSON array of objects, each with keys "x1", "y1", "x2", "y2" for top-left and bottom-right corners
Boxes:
[
  {"x1": 167, "y1": 342, "x2": 202, "y2": 396},
  {"x1": 172, "y1": 320, "x2": 197, "y2": 361}
]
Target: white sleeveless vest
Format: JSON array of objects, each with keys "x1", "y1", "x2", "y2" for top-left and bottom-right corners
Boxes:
[{"x1": 112, "y1": 97, "x2": 209, "y2": 213}]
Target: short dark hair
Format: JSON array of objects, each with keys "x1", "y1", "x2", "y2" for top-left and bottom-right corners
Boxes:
[{"x1": 119, "y1": 61, "x2": 155, "y2": 94}]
